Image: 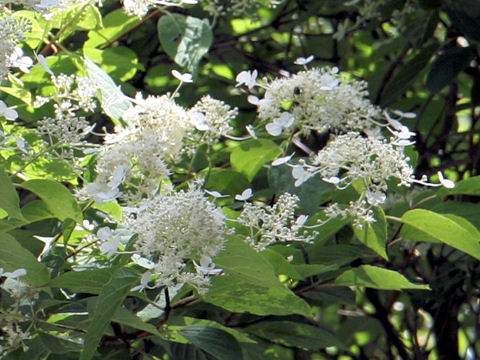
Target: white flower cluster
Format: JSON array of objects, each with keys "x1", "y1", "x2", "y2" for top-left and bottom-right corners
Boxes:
[
  {"x1": 236, "y1": 193, "x2": 315, "y2": 251},
  {"x1": 291, "y1": 132, "x2": 415, "y2": 226},
  {"x1": 126, "y1": 189, "x2": 226, "y2": 294},
  {"x1": 237, "y1": 60, "x2": 453, "y2": 226},
  {"x1": 240, "y1": 67, "x2": 382, "y2": 137},
  {"x1": 34, "y1": 74, "x2": 98, "y2": 156},
  {"x1": 186, "y1": 95, "x2": 237, "y2": 150},
  {"x1": 0, "y1": 14, "x2": 30, "y2": 80},
  {"x1": 122, "y1": 0, "x2": 197, "y2": 16},
  {"x1": 84, "y1": 94, "x2": 189, "y2": 204},
  {"x1": 0, "y1": 268, "x2": 32, "y2": 357}
]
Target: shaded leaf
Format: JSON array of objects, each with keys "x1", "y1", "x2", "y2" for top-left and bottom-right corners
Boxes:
[
  {"x1": 0, "y1": 233, "x2": 50, "y2": 286},
  {"x1": 0, "y1": 168, "x2": 24, "y2": 220}
]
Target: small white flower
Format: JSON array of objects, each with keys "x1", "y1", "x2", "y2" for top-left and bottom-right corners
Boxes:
[
  {"x1": 235, "y1": 188, "x2": 253, "y2": 201},
  {"x1": 131, "y1": 271, "x2": 153, "y2": 292},
  {"x1": 205, "y1": 190, "x2": 229, "y2": 198},
  {"x1": 366, "y1": 190, "x2": 387, "y2": 206},
  {"x1": 392, "y1": 109, "x2": 416, "y2": 119},
  {"x1": 194, "y1": 256, "x2": 223, "y2": 275},
  {"x1": 272, "y1": 153, "x2": 294, "y2": 166},
  {"x1": 0, "y1": 101, "x2": 18, "y2": 120},
  {"x1": 36, "y1": 54, "x2": 54, "y2": 76},
  {"x1": 437, "y1": 171, "x2": 455, "y2": 189},
  {"x1": 247, "y1": 95, "x2": 270, "y2": 106},
  {"x1": 294, "y1": 55, "x2": 315, "y2": 65},
  {"x1": 10, "y1": 47, "x2": 33, "y2": 73},
  {"x1": 236, "y1": 70, "x2": 258, "y2": 90},
  {"x1": 191, "y1": 112, "x2": 210, "y2": 131},
  {"x1": 292, "y1": 166, "x2": 313, "y2": 187},
  {"x1": 16, "y1": 137, "x2": 28, "y2": 153},
  {"x1": 265, "y1": 112, "x2": 295, "y2": 136},
  {"x1": 171, "y1": 70, "x2": 193, "y2": 83},
  {"x1": 131, "y1": 254, "x2": 155, "y2": 269},
  {"x1": 85, "y1": 182, "x2": 119, "y2": 204},
  {"x1": 322, "y1": 176, "x2": 341, "y2": 184}
]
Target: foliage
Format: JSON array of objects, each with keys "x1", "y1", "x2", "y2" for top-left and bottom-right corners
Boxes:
[{"x1": 0, "y1": 0, "x2": 479, "y2": 359}]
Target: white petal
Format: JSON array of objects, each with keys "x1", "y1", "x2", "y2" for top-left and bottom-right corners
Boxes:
[
  {"x1": 36, "y1": 54, "x2": 54, "y2": 76},
  {"x1": 4, "y1": 268, "x2": 27, "y2": 279},
  {"x1": 272, "y1": 153, "x2": 294, "y2": 166},
  {"x1": 294, "y1": 55, "x2": 314, "y2": 65},
  {"x1": 235, "y1": 188, "x2": 253, "y2": 201},
  {"x1": 265, "y1": 122, "x2": 282, "y2": 136},
  {"x1": 172, "y1": 70, "x2": 193, "y2": 83}
]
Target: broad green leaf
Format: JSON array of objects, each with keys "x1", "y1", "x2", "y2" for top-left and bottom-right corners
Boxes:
[
  {"x1": 353, "y1": 206, "x2": 388, "y2": 259},
  {"x1": 426, "y1": 46, "x2": 475, "y2": 92},
  {"x1": 49, "y1": 268, "x2": 115, "y2": 294},
  {"x1": 231, "y1": 139, "x2": 282, "y2": 182},
  {"x1": 49, "y1": 3, "x2": 102, "y2": 42},
  {"x1": 380, "y1": 44, "x2": 438, "y2": 106},
  {"x1": 245, "y1": 321, "x2": 345, "y2": 350},
  {"x1": 0, "y1": 233, "x2": 50, "y2": 286},
  {"x1": 0, "y1": 168, "x2": 25, "y2": 220},
  {"x1": 401, "y1": 209, "x2": 480, "y2": 260},
  {"x1": 83, "y1": 47, "x2": 141, "y2": 81},
  {"x1": 0, "y1": 86, "x2": 33, "y2": 106},
  {"x1": 158, "y1": 14, "x2": 213, "y2": 74},
  {"x1": 84, "y1": 56, "x2": 132, "y2": 125},
  {"x1": 84, "y1": 8, "x2": 140, "y2": 49},
  {"x1": 335, "y1": 265, "x2": 429, "y2": 290},
  {"x1": 293, "y1": 264, "x2": 339, "y2": 278},
  {"x1": 80, "y1": 267, "x2": 140, "y2": 360},
  {"x1": 19, "y1": 180, "x2": 83, "y2": 223},
  {"x1": 204, "y1": 236, "x2": 312, "y2": 317},
  {"x1": 205, "y1": 168, "x2": 250, "y2": 195},
  {"x1": 180, "y1": 325, "x2": 242, "y2": 360},
  {"x1": 22, "y1": 200, "x2": 56, "y2": 223},
  {"x1": 261, "y1": 248, "x2": 304, "y2": 280}
]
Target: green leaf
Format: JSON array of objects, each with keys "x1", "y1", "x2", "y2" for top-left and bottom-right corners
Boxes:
[
  {"x1": 49, "y1": 268, "x2": 115, "y2": 294},
  {"x1": 19, "y1": 180, "x2": 83, "y2": 223},
  {"x1": 426, "y1": 46, "x2": 475, "y2": 92},
  {"x1": 80, "y1": 267, "x2": 140, "y2": 360},
  {"x1": 203, "y1": 236, "x2": 312, "y2": 317},
  {"x1": 380, "y1": 43, "x2": 438, "y2": 106},
  {"x1": 180, "y1": 325, "x2": 242, "y2": 360},
  {"x1": 451, "y1": 176, "x2": 480, "y2": 195},
  {"x1": 83, "y1": 47, "x2": 141, "y2": 81},
  {"x1": 353, "y1": 206, "x2": 388, "y2": 259},
  {"x1": 261, "y1": 248, "x2": 304, "y2": 280},
  {"x1": 231, "y1": 139, "x2": 282, "y2": 182},
  {"x1": 0, "y1": 233, "x2": 50, "y2": 286},
  {"x1": 205, "y1": 168, "x2": 250, "y2": 195},
  {"x1": 245, "y1": 321, "x2": 345, "y2": 350},
  {"x1": 0, "y1": 168, "x2": 24, "y2": 220},
  {"x1": 38, "y1": 333, "x2": 83, "y2": 354},
  {"x1": 401, "y1": 209, "x2": 480, "y2": 260},
  {"x1": 158, "y1": 14, "x2": 213, "y2": 74},
  {"x1": 84, "y1": 8, "x2": 140, "y2": 49},
  {"x1": 112, "y1": 307, "x2": 163, "y2": 336},
  {"x1": 335, "y1": 265, "x2": 429, "y2": 290},
  {"x1": 84, "y1": 56, "x2": 132, "y2": 125}
]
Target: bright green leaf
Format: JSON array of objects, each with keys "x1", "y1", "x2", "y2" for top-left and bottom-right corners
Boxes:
[
  {"x1": 231, "y1": 139, "x2": 282, "y2": 182},
  {"x1": 0, "y1": 233, "x2": 50, "y2": 287},
  {"x1": 0, "y1": 168, "x2": 25, "y2": 220},
  {"x1": 353, "y1": 206, "x2": 388, "y2": 259},
  {"x1": 401, "y1": 209, "x2": 480, "y2": 260},
  {"x1": 335, "y1": 265, "x2": 429, "y2": 290},
  {"x1": 19, "y1": 180, "x2": 83, "y2": 223}
]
